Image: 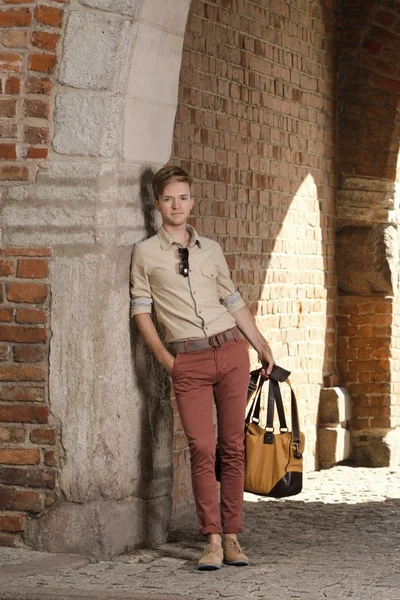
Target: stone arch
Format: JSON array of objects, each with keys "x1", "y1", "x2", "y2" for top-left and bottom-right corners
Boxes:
[
  {"x1": 336, "y1": 0, "x2": 400, "y2": 466},
  {"x1": 1, "y1": 0, "x2": 191, "y2": 559}
]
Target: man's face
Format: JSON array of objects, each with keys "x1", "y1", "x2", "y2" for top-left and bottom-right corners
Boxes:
[{"x1": 155, "y1": 180, "x2": 194, "y2": 227}]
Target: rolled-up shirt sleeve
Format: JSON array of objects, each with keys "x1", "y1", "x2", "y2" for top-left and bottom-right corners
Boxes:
[
  {"x1": 130, "y1": 244, "x2": 153, "y2": 317},
  {"x1": 215, "y1": 244, "x2": 246, "y2": 314}
]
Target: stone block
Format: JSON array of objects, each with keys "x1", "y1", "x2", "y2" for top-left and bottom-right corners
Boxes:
[
  {"x1": 79, "y1": 0, "x2": 140, "y2": 17},
  {"x1": 319, "y1": 387, "x2": 351, "y2": 426},
  {"x1": 139, "y1": 0, "x2": 191, "y2": 34},
  {"x1": 127, "y1": 22, "x2": 184, "y2": 106},
  {"x1": 351, "y1": 428, "x2": 400, "y2": 468},
  {"x1": 124, "y1": 97, "x2": 177, "y2": 163},
  {"x1": 336, "y1": 224, "x2": 396, "y2": 295},
  {"x1": 317, "y1": 426, "x2": 351, "y2": 469},
  {"x1": 59, "y1": 11, "x2": 135, "y2": 92},
  {"x1": 53, "y1": 92, "x2": 124, "y2": 157},
  {"x1": 24, "y1": 497, "x2": 146, "y2": 560}
]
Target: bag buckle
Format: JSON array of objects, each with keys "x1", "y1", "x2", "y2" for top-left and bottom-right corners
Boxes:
[
  {"x1": 294, "y1": 441, "x2": 302, "y2": 459},
  {"x1": 264, "y1": 429, "x2": 274, "y2": 445}
]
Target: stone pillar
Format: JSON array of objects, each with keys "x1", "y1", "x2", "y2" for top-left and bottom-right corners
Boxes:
[
  {"x1": 336, "y1": 176, "x2": 400, "y2": 467},
  {"x1": 0, "y1": 0, "x2": 191, "y2": 558}
]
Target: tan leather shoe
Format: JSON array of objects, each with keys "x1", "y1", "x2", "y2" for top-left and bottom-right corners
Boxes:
[
  {"x1": 222, "y1": 538, "x2": 249, "y2": 566},
  {"x1": 197, "y1": 542, "x2": 223, "y2": 571}
]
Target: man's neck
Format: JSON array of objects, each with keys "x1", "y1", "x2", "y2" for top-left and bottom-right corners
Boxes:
[{"x1": 163, "y1": 223, "x2": 190, "y2": 247}]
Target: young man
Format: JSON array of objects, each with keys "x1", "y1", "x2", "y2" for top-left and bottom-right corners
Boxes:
[{"x1": 131, "y1": 165, "x2": 274, "y2": 570}]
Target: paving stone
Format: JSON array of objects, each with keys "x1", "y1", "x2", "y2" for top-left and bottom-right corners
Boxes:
[{"x1": 0, "y1": 467, "x2": 399, "y2": 600}]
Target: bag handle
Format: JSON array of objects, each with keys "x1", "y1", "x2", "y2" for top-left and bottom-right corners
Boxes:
[{"x1": 246, "y1": 366, "x2": 303, "y2": 459}]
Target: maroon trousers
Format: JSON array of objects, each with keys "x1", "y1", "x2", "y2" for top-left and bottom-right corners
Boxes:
[{"x1": 172, "y1": 338, "x2": 250, "y2": 535}]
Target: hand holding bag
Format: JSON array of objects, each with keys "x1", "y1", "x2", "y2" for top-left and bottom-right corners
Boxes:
[{"x1": 244, "y1": 366, "x2": 305, "y2": 498}]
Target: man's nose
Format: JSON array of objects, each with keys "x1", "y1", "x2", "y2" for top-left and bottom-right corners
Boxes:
[{"x1": 172, "y1": 198, "x2": 180, "y2": 209}]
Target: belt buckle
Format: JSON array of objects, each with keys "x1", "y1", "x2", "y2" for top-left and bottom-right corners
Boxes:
[{"x1": 210, "y1": 333, "x2": 224, "y2": 347}]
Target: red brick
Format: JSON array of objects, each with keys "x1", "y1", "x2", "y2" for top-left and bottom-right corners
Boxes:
[
  {"x1": 0, "y1": 144, "x2": 16, "y2": 159},
  {"x1": 0, "y1": 385, "x2": 45, "y2": 402},
  {"x1": 1, "y1": 248, "x2": 51, "y2": 257},
  {"x1": 15, "y1": 308, "x2": 47, "y2": 324},
  {"x1": 0, "y1": 532, "x2": 17, "y2": 546},
  {"x1": 2, "y1": 30, "x2": 28, "y2": 48},
  {"x1": 0, "y1": 466, "x2": 55, "y2": 488},
  {"x1": 0, "y1": 99, "x2": 16, "y2": 118},
  {"x1": 0, "y1": 344, "x2": 8, "y2": 361},
  {"x1": 23, "y1": 99, "x2": 50, "y2": 120},
  {"x1": 0, "y1": 426, "x2": 25, "y2": 443},
  {"x1": 0, "y1": 404, "x2": 48, "y2": 423},
  {"x1": 0, "y1": 365, "x2": 46, "y2": 382},
  {"x1": 0, "y1": 9, "x2": 31, "y2": 28},
  {"x1": 0, "y1": 52, "x2": 23, "y2": 73},
  {"x1": 0, "y1": 448, "x2": 40, "y2": 465},
  {"x1": 27, "y1": 147, "x2": 48, "y2": 159},
  {"x1": 12, "y1": 344, "x2": 45, "y2": 363},
  {"x1": 0, "y1": 165, "x2": 28, "y2": 181},
  {"x1": 24, "y1": 126, "x2": 49, "y2": 145},
  {"x1": 30, "y1": 428, "x2": 54, "y2": 445},
  {"x1": 44, "y1": 450, "x2": 55, "y2": 466},
  {"x1": 7, "y1": 283, "x2": 48, "y2": 303},
  {"x1": 0, "y1": 326, "x2": 46, "y2": 344},
  {"x1": 13, "y1": 489, "x2": 43, "y2": 512},
  {"x1": 31, "y1": 31, "x2": 59, "y2": 52},
  {"x1": 17, "y1": 259, "x2": 48, "y2": 279},
  {"x1": 34, "y1": 6, "x2": 63, "y2": 27},
  {"x1": 25, "y1": 76, "x2": 53, "y2": 95},
  {"x1": 0, "y1": 260, "x2": 14, "y2": 277},
  {"x1": 0, "y1": 514, "x2": 24, "y2": 533},
  {"x1": 4, "y1": 76, "x2": 20, "y2": 94},
  {"x1": 0, "y1": 309, "x2": 13, "y2": 322},
  {"x1": 28, "y1": 53, "x2": 56, "y2": 73}
]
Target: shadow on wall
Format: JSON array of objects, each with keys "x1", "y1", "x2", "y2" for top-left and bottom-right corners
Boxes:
[{"x1": 129, "y1": 168, "x2": 174, "y2": 546}]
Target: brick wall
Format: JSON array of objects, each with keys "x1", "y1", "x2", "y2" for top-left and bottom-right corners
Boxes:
[
  {"x1": 337, "y1": 296, "x2": 392, "y2": 432},
  {"x1": 0, "y1": 247, "x2": 56, "y2": 547},
  {"x1": 337, "y1": 0, "x2": 400, "y2": 180},
  {"x1": 170, "y1": 0, "x2": 337, "y2": 513},
  {"x1": 0, "y1": 1, "x2": 67, "y2": 183}
]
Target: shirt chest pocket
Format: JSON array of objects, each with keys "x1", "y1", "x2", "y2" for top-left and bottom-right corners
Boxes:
[{"x1": 192, "y1": 265, "x2": 218, "y2": 279}]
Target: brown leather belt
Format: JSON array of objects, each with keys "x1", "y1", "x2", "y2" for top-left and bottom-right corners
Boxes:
[{"x1": 168, "y1": 327, "x2": 240, "y2": 356}]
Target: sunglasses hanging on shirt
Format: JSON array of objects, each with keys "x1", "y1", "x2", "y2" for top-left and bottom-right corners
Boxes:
[{"x1": 178, "y1": 247, "x2": 189, "y2": 277}]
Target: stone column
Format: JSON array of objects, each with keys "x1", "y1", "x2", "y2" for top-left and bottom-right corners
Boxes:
[
  {"x1": 336, "y1": 175, "x2": 400, "y2": 467},
  {"x1": 1, "y1": 0, "x2": 191, "y2": 558}
]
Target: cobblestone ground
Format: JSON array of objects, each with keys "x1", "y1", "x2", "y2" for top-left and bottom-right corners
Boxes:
[{"x1": 0, "y1": 466, "x2": 399, "y2": 600}]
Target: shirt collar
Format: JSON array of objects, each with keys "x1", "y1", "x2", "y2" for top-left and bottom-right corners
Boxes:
[{"x1": 157, "y1": 225, "x2": 202, "y2": 250}]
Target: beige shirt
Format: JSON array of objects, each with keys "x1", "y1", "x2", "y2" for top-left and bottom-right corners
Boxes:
[{"x1": 130, "y1": 225, "x2": 245, "y2": 343}]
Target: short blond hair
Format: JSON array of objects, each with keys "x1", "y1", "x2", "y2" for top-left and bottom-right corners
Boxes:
[{"x1": 152, "y1": 165, "x2": 192, "y2": 200}]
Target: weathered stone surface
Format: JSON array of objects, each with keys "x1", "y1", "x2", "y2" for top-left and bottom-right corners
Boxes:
[
  {"x1": 124, "y1": 99, "x2": 177, "y2": 163},
  {"x1": 319, "y1": 387, "x2": 351, "y2": 425},
  {"x1": 49, "y1": 250, "x2": 143, "y2": 504},
  {"x1": 337, "y1": 176, "x2": 398, "y2": 226},
  {"x1": 352, "y1": 427, "x2": 400, "y2": 468},
  {"x1": 336, "y1": 224, "x2": 397, "y2": 295},
  {"x1": 59, "y1": 12, "x2": 135, "y2": 92},
  {"x1": 317, "y1": 426, "x2": 351, "y2": 469},
  {"x1": 127, "y1": 23, "x2": 184, "y2": 106},
  {"x1": 79, "y1": 0, "x2": 141, "y2": 17},
  {"x1": 53, "y1": 93, "x2": 124, "y2": 158},
  {"x1": 24, "y1": 497, "x2": 146, "y2": 560},
  {"x1": 140, "y1": 0, "x2": 192, "y2": 33}
]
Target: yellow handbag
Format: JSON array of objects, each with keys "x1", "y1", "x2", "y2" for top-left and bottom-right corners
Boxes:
[{"x1": 244, "y1": 367, "x2": 305, "y2": 498}]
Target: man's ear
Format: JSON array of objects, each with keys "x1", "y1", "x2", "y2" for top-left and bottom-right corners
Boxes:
[{"x1": 154, "y1": 199, "x2": 160, "y2": 212}]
